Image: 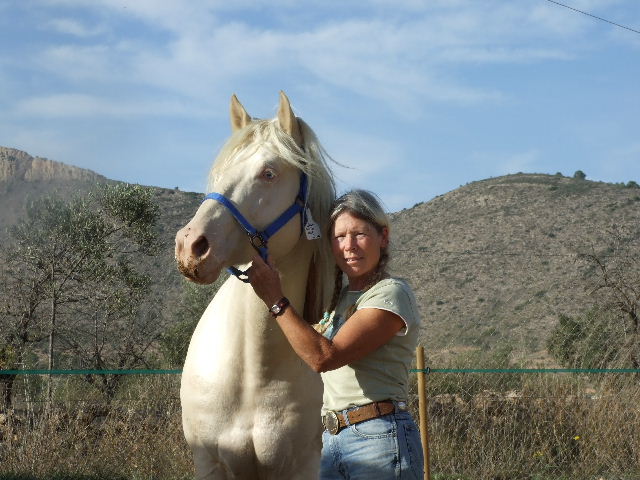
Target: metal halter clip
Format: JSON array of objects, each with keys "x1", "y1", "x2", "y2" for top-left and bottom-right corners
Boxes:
[{"x1": 249, "y1": 232, "x2": 267, "y2": 250}]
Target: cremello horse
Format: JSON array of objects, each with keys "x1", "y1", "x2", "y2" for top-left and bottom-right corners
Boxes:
[{"x1": 175, "y1": 92, "x2": 335, "y2": 479}]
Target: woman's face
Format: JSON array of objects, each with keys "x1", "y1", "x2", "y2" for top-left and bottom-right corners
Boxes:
[{"x1": 331, "y1": 211, "x2": 388, "y2": 290}]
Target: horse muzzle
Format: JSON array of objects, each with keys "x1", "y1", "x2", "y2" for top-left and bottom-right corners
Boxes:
[{"x1": 175, "y1": 227, "x2": 220, "y2": 284}]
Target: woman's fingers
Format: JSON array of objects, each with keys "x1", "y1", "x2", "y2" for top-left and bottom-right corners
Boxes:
[
  {"x1": 250, "y1": 255, "x2": 269, "y2": 279},
  {"x1": 251, "y1": 255, "x2": 278, "y2": 277},
  {"x1": 248, "y1": 255, "x2": 284, "y2": 306}
]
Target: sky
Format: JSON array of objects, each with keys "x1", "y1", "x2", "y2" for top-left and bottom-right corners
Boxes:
[{"x1": 1, "y1": 0, "x2": 639, "y2": 212}]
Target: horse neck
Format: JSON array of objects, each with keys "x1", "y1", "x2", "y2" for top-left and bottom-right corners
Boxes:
[
  {"x1": 223, "y1": 239, "x2": 314, "y2": 384},
  {"x1": 231, "y1": 237, "x2": 314, "y2": 334},
  {"x1": 276, "y1": 240, "x2": 315, "y2": 309}
]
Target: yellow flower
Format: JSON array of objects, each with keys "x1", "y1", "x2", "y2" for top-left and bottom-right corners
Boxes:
[{"x1": 573, "y1": 435, "x2": 580, "y2": 441}]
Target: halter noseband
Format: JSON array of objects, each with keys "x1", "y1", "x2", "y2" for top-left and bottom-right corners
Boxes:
[{"x1": 202, "y1": 173, "x2": 310, "y2": 282}]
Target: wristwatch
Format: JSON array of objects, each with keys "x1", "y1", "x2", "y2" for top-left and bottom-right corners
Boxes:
[{"x1": 269, "y1": 297, "x2": 290, "y2": 317}]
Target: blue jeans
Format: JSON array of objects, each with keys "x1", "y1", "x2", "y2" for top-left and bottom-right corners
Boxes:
[{"x1": 320, "y1": 409, "x2": 424, "y2": 479}]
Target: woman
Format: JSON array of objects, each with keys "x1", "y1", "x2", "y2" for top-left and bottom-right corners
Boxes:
[{"x1": 248, "y1": 189, "x2": 423, "y2": 479}]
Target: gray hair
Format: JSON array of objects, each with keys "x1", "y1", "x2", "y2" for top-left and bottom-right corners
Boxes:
[
  {"x1": 324, "y1": 189, "x2": 391, "y2": 319},
  {"x1": 329, "y1": 189, "x2": 390, "y2": 235}
]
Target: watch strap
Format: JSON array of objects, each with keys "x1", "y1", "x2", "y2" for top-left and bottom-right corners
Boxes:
[{"x1": 270, "y1": 297, "x2": 290, "y2": 317}]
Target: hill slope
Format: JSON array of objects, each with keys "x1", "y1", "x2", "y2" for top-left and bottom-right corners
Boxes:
[
  {"x1": 390, "y1": 174, "x2": 640, "y2": 365},
  {"x1": 0, "y1": 146, "x2": 109, "y2": 228},
  {"x1": 3, "y1": 147, "x2": 639, "y2": 366},
  {"x1": 0, "y1": 146, "x2": 202, "y2": 303}
]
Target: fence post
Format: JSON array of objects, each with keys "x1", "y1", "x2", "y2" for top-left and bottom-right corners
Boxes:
[{"x1": 416, "y1": 345, "x2": 431, "y2": 480}]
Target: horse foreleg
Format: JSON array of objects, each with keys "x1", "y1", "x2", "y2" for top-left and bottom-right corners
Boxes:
[{"x1": 192, "y1": 444, "x2": 235, "y2": 480}]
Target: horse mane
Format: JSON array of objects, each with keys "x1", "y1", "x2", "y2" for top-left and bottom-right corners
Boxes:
[{"x1": 207, "y1": 118, "x2": 336, "y2": 322}]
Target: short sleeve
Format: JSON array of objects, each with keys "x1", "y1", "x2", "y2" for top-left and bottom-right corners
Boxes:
[{"x1": 355, "y1": 279, "x2": 420, "y2": 336}]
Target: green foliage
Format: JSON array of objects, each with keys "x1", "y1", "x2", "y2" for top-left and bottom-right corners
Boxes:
[
  {"x1": 573, "y1": 170, "x2": 586, "y2": 180},
  {"x1": 99, "y1": 183, "x2": 160, "y2": 253},
  {"x1": 430, "y1": 344, "x2": 523, "y2": 398},
  {"x1": 0, "y1": 183, "x2": 162, "y2": 401},
  {"x1": 0, "y1": 345, "x2": 17, "y2": 370},
  {"x1": 625, "y1": 180, "x2": 640, "y2": 189},
  {"x1": 160, "y1": 276, "x2": 226, "y2": 367},
  {"x1": 547, "y1": 308, "x2": 627, "y2": 369}
]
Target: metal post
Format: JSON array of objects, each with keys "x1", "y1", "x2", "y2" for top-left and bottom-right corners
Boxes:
[{"x1": 416, "y1": 346, "x2": 431, "y2": 480}]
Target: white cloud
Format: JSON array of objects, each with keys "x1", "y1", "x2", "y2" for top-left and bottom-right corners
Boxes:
[
  {"x1": 600, "y1": 142, "x2": 640, "y2": 180},
  {"x1": 13, "y1": 93, "x2": 207, "y2": 118},
  {"x1": 530, "y1": 0, "x2": 627, "y2": 36},
  {"x1": 319, "y1": 127, "x2": 405, "y2": 186},
  {"x1": 47, "y1": 17, "x2": 105, "y2": 37},
  {"x1": 39, "y1": 44, "x2": 114, "y2": 82},
  {"x1": 436, "y1": 46, "x2": 573, "y2": 64},
  {"x1": 23, "y1": 0, "x2": 622, "y2": 116},
  {"x1": 497, "y1": 150, "x2": 540, "y2": 175},
  {"x1": 470, "y1": 150, "x2": 541, "y2": 177}
]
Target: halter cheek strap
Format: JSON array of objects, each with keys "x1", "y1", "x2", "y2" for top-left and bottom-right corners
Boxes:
[{"x1": 202, "y1": 173, "x2": 310, "y2": 282}]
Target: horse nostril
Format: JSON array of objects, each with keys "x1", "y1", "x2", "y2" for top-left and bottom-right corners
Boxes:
[{"x1": 192, "y1": 235, "x2": 210, "y2": 258}]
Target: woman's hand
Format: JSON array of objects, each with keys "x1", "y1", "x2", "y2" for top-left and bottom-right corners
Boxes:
[{"x1": 247, "y1": 255, "x2": 285, "y2": 307}]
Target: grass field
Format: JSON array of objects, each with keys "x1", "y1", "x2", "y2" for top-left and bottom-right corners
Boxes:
[{"x1": 1, "y1": 373, "x2": 639, "y2": 479}]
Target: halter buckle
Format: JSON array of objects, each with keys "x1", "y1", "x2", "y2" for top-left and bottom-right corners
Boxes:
[{"x1": 249, "y1": 232, "x2": 267, "y2": 249}]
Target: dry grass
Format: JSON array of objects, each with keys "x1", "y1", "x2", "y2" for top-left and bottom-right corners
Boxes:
[
  {"x1": 0, "y1": 376, "x2": 192, "y2": 480},
  {"x1": 421, "y1": 373, "x2": 640, "y2": 480},
  {"x1": 1, "y1": 374, "x2": 639, "y2": 479}
]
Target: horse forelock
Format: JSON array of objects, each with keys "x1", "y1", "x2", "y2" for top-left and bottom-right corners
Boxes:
[{"x1": 206, "y1": 117, "x2": 336, "y2": 320}]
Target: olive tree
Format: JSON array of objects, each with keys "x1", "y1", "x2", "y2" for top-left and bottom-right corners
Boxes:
[
  {"x1": 0, "y1": 183, "x2": 162, "y2": 405},
  {"x1": 159, "y1": 276, "x2": 226, "y2": 368},
  {"x1": 549, "y1": 225, "x2": 640, "y2": 369}
]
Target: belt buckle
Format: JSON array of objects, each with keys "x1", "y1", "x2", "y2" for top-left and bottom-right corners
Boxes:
[{"x1": 323, "y1": 410, "x2": 340, "y2": 435}]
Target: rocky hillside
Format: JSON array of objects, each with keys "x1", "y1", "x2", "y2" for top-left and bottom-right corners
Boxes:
[
  {"x1": 0, "y1": 146, "x2": 106, "y2": 183},
  {"x1": 390, "y1": 174, "x2": 640, "y2": 365},
  {"x1": 3, "y1": 146, "x2": 639, "y2": 367},
  {"x1": 0, "y1": 147, "x2": 110, "y2": 229},
  {"x1": 0, "y1": 146, "x2": 202, "y2": 301}
]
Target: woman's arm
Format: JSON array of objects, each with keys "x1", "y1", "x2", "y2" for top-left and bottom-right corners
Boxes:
[{"x1": 248, "y1": 255, "x2": 404, "y2": 373}]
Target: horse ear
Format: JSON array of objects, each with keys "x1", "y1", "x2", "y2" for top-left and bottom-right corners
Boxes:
[
  {"x1": 230, "y1": 94, "x2": 251, "y2": 131},
  {"x1": 277, "y1": 91, "x2": 303, "y2": 148}
]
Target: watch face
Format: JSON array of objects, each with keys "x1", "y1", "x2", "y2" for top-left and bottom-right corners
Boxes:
[{"x1": 270, "y1": 298, "x2": 289, "y2": 316}]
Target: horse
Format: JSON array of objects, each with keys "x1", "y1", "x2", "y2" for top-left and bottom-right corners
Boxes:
[{"x1": 175, "y1": 92, "x2": 336, "y2": 479}]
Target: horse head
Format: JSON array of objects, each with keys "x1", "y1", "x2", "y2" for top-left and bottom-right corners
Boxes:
[{"x1": 175, "y1": 92, "x2": 335, "y2": 305}]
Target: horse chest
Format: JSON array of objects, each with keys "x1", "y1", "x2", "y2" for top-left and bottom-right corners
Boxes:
[
  {"x1": 180, "y1": 298, "x2": 323, "y2": 479},
  {"x1": 181, "y1": 285, "x2": 315, "y2": 418}
]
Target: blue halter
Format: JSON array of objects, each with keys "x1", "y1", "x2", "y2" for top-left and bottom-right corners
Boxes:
[{"x1": 202, "y1": 173, "x2": 309, "y2": 282}]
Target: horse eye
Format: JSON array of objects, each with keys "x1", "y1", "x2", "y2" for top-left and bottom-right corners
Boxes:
[{"x1": 262, "y1": 168, "x2": 277, "y2": 180}]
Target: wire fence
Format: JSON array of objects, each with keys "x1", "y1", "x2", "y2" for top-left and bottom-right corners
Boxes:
[
  {"x1": 1, "y1": 367, "x2": 639, "y2": 479},
  {"x1": 412, "y1": 367, "x2": 640, "y2": 480}
]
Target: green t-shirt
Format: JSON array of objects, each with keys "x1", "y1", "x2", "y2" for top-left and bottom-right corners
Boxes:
[{"x1": 320, "y1": 278, "x2": 420, "y2": 413}]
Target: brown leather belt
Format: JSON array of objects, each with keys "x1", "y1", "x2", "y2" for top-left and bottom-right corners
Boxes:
[{"x1": 322, "y1": 400, "x2": 395, "y2": 435}]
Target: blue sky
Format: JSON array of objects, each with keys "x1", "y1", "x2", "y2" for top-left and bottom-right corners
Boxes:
[{"x1": 1, "y1": 0, "x2": 639, "y2": 211}]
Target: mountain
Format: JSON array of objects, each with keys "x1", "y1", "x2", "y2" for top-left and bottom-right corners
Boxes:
[
  {"x1": 0, "y1": 146, "x2": 106, "y2": 184},
  {"x1": 0, "y1": 147, "x2": 107, "y2": 228},
  {"x1": 389, "y1": 173, "x2": 640, "y2": 365},
  {"x1": 3, "y1": 146, "x2": 639, "y2": 366},
  {"x1": 0, "y1": 146, "x2": 202, "y2": 303}
]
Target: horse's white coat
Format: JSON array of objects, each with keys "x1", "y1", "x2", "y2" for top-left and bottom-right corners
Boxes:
[
  {"x1": 176, "y1": 93, "x2": 333, "y2": 479},
  {"x1": 181, "y1": 243, "x2": 323, "y2": 479}
]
